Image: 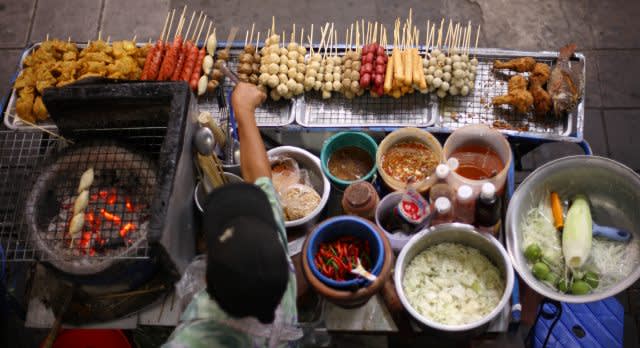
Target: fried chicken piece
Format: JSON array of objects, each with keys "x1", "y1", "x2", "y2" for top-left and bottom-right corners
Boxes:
[
  {"x1": 13, "y1": 67, "x2": 36, "y2": 89},
  {"x1": 62, "y1": 50, "x2": 77, "y2": 61},
  {"x1": 15, "y1": 87, "x2": 36, "y2": 123},
  {"x1": 33, "y1": 96, "x2": 48, "y2": 120},
  {"x1": 530, "y1": 63, "x2": 551, "y2": 86},
  {"x1": 493, "y1": 57, "x2": 537, "y2": 73},
  {"x1": 492, "y1": 75, "x2": 534, "y2": 113},
  {"x1": 80, "y1": 52, "x2": 114, "y2": 64}
]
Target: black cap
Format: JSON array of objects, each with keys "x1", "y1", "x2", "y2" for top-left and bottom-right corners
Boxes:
[{"x1": 203, "y1": 183, "x2": 289, "y2": 324}]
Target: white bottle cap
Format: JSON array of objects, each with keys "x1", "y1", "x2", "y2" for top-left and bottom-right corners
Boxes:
[
  {"x1": 435, "y1": 164, "x2": 450, "y2": 180},
  {"x1": 480, "y1": 182, "x2": 496, "y2": 200},
  {"x1": 457, "y1": 185, "x2": 473, "y2": 201},
  {"x1": 447, "y1": 157, "x2": 460, "y2": 171},
  {"x1": 435, "y1": 197, "x2": 451, "y2": 213}
]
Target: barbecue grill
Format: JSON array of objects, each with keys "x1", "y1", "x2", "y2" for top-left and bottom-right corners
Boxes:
[{"x1": 3, "y1": 79, "x2": 200, "y2": 322}]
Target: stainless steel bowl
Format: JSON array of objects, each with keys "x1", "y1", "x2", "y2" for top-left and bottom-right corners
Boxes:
[
  {"x1": 394, "y1": 223, "x2": 514, "y2": 334},
  {"x1": 506, "y1": 155, "x2": 640, "y2": 303}
]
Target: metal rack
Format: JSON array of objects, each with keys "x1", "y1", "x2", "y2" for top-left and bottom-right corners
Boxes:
[{"x1": 0, "y1": 129, "x2": 161, "y2": 262}]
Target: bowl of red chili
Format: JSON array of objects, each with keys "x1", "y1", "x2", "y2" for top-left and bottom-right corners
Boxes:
[{"x1": 306, "y1": 216, "x2": 385, "y2": 289}]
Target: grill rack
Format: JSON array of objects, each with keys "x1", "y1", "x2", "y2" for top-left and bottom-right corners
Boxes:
[{"x1": 0, "y1": 128, "x2": 166, "y2": 262}]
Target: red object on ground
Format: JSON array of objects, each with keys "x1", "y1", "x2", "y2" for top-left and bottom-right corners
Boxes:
[{"x1": 43, "y1": 329, "x2": 131, "y2": 348}]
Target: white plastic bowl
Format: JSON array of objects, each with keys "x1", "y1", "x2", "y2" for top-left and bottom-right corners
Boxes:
[{"x1": 267, "y1": 146, "x2": 331, "y2": 229}]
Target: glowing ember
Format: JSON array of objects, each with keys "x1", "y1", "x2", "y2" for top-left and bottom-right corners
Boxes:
[
  {"x1": 100, "y1": 208, "x2": 122, "y2": 225},
  {"x1": 119, "y1": 223, "x2": 136, "y2": 238}
]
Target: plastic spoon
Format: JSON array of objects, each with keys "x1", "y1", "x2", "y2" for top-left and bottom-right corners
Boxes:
[
  {"x1": 592, "y1": 222, "x2": 632, "y2": 242},
  {"x1": 350, "y1": 257, "x2": 377, "y2": 282}
]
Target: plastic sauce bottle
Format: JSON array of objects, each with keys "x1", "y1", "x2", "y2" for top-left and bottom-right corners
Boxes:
[
  {"x1": 342, "y1": 181, "x2": 379, "y2": 220},
  {"x1": 454, "y1": 185, "x2": 475, "y2": 224},
  {"x1": 431, "y1": 197, "x2": 453, "y2": 226},
  {"x1": 429, "y1": 164, "x2": 455, "y2": 203},
  {"x1": 475, "y1": 182, "x2": 502, "y2": 236}
]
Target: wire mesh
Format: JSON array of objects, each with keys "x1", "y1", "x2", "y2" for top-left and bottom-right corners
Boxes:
[
  {"x1": 438, "y1": 54, "x2": 570, "y2": 135},
  {"x1": 299, "y1": 90, "x2": 436, "y2": 128},
  {"x1": 0, "y1": 129, "x2": 164, "y2": 262}
]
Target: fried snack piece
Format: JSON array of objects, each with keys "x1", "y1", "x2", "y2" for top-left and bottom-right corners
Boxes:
[
  {"x1": 530, "y1": 62, "x2": 551, "y2": 86},
  {"x1": 15, "y1": 87, "x2": 36, "y2": 123},
  {"x1": 493, "y1": 57, "x2": 537, "y2": 73},
  {"x1": 13, "y1": 67, "x2": 35, "y2": 89},
  {"x1": 33, "y1": 96, "x2": 48, "y2": 120},
  {"x1": 492, "y1": 75, "x2": 534, "y2": 113},
  {"x1": 529, "y1": 63, "x2": 552, "y2": 116}
]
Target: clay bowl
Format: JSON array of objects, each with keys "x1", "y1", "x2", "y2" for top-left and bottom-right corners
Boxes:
[{"x1": 302, "y1": 216, "x2": 393, "y2": 308}]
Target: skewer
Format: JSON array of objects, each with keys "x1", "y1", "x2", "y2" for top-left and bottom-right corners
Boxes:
[
  {"x1": 196, "y1": 16, "x2": 207, "y2": 46},
  {"x1": 191, "y1": 12, "x2": 203, "y2": 41},
  {"x1": 334, "y1": 29, "x2": 338, "y2": 56},
  {"x1": 271, "y1": 16, "x2": 275, "y2": 37},
  {"x1": 98, "y1": 30, "x2": 102, "y2": 41},
  {"x1": 206, "y1": 21, "x2": 213, "y2": 47},
  {"x1": 474, "y1": 24, "x2": 480, "y2": 58},
  {"x1": 466, "y1": 21, "x2": 472, "y2": 55},
  {"x1": 244, "y1": 30, "x2": 249, "y2": 47},
  {"x1": 45, "y1": 33, "x2": 49, "y2": 42},
  {"x1": 167, "y1": 9, "x2": 176, "y2": 41},
  {"x1": 224, "y1": 26, "x2": 238, "y2": 51},
  {"x1": 300, "y1": 27, "x2": 304, "y2": 47},
  {"x1": 250, "y1": 23, "x2": 255, "y2": 45},
  {"x1": 7, "y1": 112, "x2": 73, "y2": 144},
  {"x1": 256, "y1": 31, "x2": 261, "y2": 50}
]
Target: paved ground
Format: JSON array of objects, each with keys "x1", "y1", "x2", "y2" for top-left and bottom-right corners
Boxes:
[{"x1": 0, "y1": 0, "x2": 638, "y2": 347}]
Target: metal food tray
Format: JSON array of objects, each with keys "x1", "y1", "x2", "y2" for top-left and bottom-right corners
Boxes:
[
  {"x1": 434, "y1": 48, "x2": 584, "y2": 141},
  {"x1": 3, "y1": 43, "x2": 294, "y2": 131},
  {"x1": 298, "y1": 91, "x2": 437, "y2": 128}
]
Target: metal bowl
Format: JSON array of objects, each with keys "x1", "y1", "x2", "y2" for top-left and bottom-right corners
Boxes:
[
  {"x1": 394, "y1": 223, "x2": 514, "y2": 334},
  {"x1": 506, "y1": 155, "x2": 640, "y2": 303}
]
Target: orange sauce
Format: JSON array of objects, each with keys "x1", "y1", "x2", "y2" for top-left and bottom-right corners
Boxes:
[{"x1": 451, "y1": 145, "x2": 504, "y2": 180}]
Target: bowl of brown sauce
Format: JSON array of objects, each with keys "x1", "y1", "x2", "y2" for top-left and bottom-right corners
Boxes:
[
  {"x1": 321, "y1": 132, "x2": 378, "y2": 190},
  {"x1": 443, "y1": 125, "x2": 512, "y2": 194},
  {"x1": 376, "y1": 128, "x2": 443, "y2": 193}
]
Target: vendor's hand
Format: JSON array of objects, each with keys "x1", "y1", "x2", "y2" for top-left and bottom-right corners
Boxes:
[{"x1": 231, "y1": 82, "x2": 266, "y2": 122}]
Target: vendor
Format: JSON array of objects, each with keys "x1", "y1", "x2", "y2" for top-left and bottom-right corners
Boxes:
[{"x1": 163, "y1": 83, "x2": 301, "y2": 347}]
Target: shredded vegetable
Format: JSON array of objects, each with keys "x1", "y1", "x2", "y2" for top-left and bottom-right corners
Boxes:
[{"x1": 403, "y1": 243, "x2": 504, "y2": 326}]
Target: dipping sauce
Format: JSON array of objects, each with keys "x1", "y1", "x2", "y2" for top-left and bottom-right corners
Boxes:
[
  {"x1": 328, "y1": 146, "x2": 374, "y2": 181},
  {"x1": 450, "y1": 145, "x2": 504, "y2": 180},
  {"x1": 382, "y1": 142, "x2": 438, "y2": 183}
]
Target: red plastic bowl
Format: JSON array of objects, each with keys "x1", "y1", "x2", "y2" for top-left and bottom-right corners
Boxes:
[{"x1": 43, "y1": 329, "x2": 131, "y2": 348}]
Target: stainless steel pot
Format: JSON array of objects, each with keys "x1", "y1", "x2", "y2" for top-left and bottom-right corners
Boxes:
[
  {"x1": 394, "y1": 223, "x2": 514, "y2": 335},
  {"x1": 506, "y1": 155, "x2": 640, "y2": 303}
]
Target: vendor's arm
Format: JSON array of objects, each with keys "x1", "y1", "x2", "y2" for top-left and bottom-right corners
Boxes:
[{"x1": 231, "y1": 82, "x2": 269, "y2": 182}]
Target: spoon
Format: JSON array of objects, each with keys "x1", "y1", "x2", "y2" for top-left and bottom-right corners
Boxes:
[
  {"x1": 593, "y1": 223, "x2": 632, "y2": 243},
  {"x1": 193, "y1": 127, "x2": 215, "y2": 156},
  {"x1": 350, "y1": 257, "x2": 377, "y2": 282}
]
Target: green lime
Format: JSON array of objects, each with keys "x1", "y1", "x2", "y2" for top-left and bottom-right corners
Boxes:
[
  {"x1": 584, "y1": 271, "x2": 599, "y2": 289},
  {"x1": 557, "y1": 279, "x2": 569, "y2": 293},
  {"x1": 545, "y1": 272, "x2": 560, "y2": 286},
  {"x1": 524, "y1": 244, "x2": 542, "y2": 262},
  {"x1": 571, "y1": 280, "x2": 591, "y2": 295},
  {"x1": 532, "y1": 262, "x2": 550, "y2": 280}
]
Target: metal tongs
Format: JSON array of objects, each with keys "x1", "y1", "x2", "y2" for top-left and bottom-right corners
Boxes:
[{"x1": 219, "y1": 61, "x2": 240, "y2": 85}]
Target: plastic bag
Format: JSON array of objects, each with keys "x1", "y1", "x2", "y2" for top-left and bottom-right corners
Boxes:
[
  {"x1": 270, "y1": 156, "x2": 302, "y2": 194},
  {"x1": 280, "y1": 184, "x2": 321, "y2": 221},
  {"x1": 175, "y1": 255, "x2": 207, "y2": 308}
]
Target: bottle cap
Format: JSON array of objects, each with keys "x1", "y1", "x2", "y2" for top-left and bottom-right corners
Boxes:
[
  {"x1": 480, "y1": 182, "x2": 496, "y2": 200},
  {"x1": 344, "y1": 182, "x2": 373, "y2": 208},
  {"x1": 457, "y1": 185, "x2": 473, "y2": 201},
  {"x1": 434, "y1": 197, "x2": 451, "y2": 213},
  {"x1": 435, "y1": 164, "x2": 450, "y2": 180},
  {"x1": 447, "y1": 157, "x2": 460, "y2": 171}
]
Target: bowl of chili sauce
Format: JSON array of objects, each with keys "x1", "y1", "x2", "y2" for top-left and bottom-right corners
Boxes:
[{"x1": 306, "y1": 216, "x2": 385, "y2": 289}]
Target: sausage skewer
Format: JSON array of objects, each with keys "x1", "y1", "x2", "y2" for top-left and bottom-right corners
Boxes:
[
  {"x1": 145, "y1": 10, "x2": 173, "y2": 80},
  {"x1": 141, "y1": 12, "x2": 170, "y2": 80},
  {"x1": 158, "y1": 6, "x2": 186, "y2": 80},
  {"x1": 190, "y1": 21, "x2": 211, "y2": 91},
  {"x1": 181, "y1": 14, "x2": 205, "y2": 82},
  {"x1": 172, "y1": 11, "x2": 196, "y2": 81}
]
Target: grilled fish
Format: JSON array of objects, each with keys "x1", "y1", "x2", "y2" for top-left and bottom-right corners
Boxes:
[{"x1": 547, "y1": 44, "x2": 583, "y2": 117}]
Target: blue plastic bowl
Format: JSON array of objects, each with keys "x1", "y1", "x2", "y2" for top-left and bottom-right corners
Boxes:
[{"x1": 306, "y1": 216, "x2": 385, "y2": 289}]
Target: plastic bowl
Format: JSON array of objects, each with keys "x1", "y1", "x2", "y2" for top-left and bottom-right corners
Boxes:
[
  {"x1": 267, "y1": 146, "x2": 330, "y2": 229},
  {"x1": 320, "y1": 132, "x2": 378, "y2": 190},
  {"x1": 376, "y1": 128, "x2": 443, "y2": 193},
  {"x1": 442, "y1": 124, "x2": 512, "y2": 195},
  {"x1": 306, "y1": 216, "x2": 385, "y2": 289}
]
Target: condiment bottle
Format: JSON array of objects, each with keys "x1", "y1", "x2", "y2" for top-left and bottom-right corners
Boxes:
[
  {"x1": 431, "y1": 197, "x2": 453, "y2": 226},
  {"x1": 475, "y1": 182, "x2": 502, "y2": 236},
  {"x1": 454, "y1": 185, "x2": 475, "y2": 224},
  {"x1": 342, "y1": 181, "x2": 379, "y2": 220},
  {"x1": 429, "y1": 164, "x2": 455, "y2": 203}
]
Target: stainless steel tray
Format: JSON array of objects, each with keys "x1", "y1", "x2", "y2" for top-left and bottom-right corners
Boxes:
[
  {"x1": 433, "y1": 48, "x2": 584, "y2": 141},
  {"x1": 298, "y1": 91, "x2": 437, "y2": 128},
  {"x1": 4, "y1": 44, "x2": 294, "y2": 131}
]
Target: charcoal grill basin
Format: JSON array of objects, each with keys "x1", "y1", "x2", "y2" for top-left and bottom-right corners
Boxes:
[{"x1": 25, "y1": 141, "x2": 158, "y2": 277}]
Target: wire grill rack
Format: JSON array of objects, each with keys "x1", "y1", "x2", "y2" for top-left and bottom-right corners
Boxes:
[
  {"x1": 299, "y1": 91, "x2": 436, "y2": 128},
  {"x1": 0, "y1": 128, "x2": 164, "y2": 262},
  {"x1": 437, "y1": 50, "x2": 581, "y2": 139}
]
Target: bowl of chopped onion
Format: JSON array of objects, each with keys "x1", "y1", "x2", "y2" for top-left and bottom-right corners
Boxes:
[{"x1": 395, "y1": 223, "x2": 513, "y2": 335}]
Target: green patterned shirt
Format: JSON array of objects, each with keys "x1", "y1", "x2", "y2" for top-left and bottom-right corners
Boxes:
[{"x1": 163, "y1": 177, "x2": 300, "y2": 348}]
